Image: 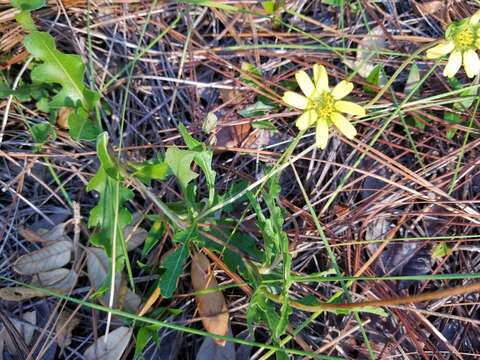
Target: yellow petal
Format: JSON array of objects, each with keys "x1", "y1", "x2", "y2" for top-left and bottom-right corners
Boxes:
[
  {"x1": 295, "y1": 110, "x2": 317, "y2": 130},
  {"x1": 463, "y1": 49, "x2": 480, "y2": 78},
  {"x1": 315, "y1": 119, "x2": 329, "y2": 149},
  {"x1": 331, "y1": 112, "x2": 357, "y2": 140},
  {"x1": 470, "y1": 10, "x2": 480, "y2": 24},
  {"x1": 295, "y1": 70, "x2": 315, "y2": 97},
  {"x1": 331, "y1": 80, "x2": 353, "y2": 100},
  {"x1": 334, "y1": 101, "x2": 366, "y2": 117},
  {"x1": 313, "y1": 64, "x2": 329, "y2": 91},
  {"x1": 426, "y1": 41, "x2": 455, "y2": 59},
  {"x1": 282, "y1": 91, "x2": 309, "y2": 109},
  {"x1": 443, "y1": 50, "x2": 462, "y2": 78}
]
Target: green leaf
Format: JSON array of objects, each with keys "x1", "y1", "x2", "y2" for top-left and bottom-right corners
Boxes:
[
  {"x1": 142, "y1": 219, "x2": 165, "y2": 257},
  {"x1": 87, "y1": 167, "x2": 133, "y2": 270},
  {"x1": 178, "y1": 123, "x2": 216, "y2": 204},
  {"x1": 15, "y1": 11, "x2": 36, "y2": 31},
  {"x1": 405, "y1": 63, "x2": 420, "y2": 94},
  {"x1": 252, "y1": 120, "x2": 277, "y2": 131},
  {"x1": 363, "y1": 64, "x2": 382, "y2": 94},
  {"x1": 165, "y1": 147, "x2": 198, "y2": 190},
  {"x1": 262, "y1": 1, "x2": 276, "y2": 14},
  {"x1": 23, "y1": 31, "x2": 93, "y2": 110},
  {"x1": 68, "y1": 107, "x2": 101, "y2": 141},
  {"x1": 322, "y1": 0, "x2": 344, "y2": 6},
  {"x1": 10, "y1": 0, "x2": 45, "y2": 11},
  {"x1": 30, "y1": 122, "x2": 56, "y2": 148},
  {"x1": 432, "y1": 242, "x2": 451, "y2": 260},
  {"x1": 87, "y1": 133, "x2": 133, "y2": 272},
  {"x1": 131, "y1": 157, "x2": 170, "y2": 185},
  {"x1": 157, "y1": 244, "x2": 189, "y2": 298},
  {"x1": 238, "y1": 101, "x2": 275, "y2": 117}
]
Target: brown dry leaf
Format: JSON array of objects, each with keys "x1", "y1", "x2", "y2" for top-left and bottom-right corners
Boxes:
[
  {"x1": 13, "y1": 240, "x2": 73, "y2": 275},
  {"x1": 55, "y1": 310, "x2": 80, "y2": 349},
  {"x1": 216, "y1": 123, "x2": 251, "y2": 149},
  {"x1": 191, "y1": 252, "x2": 229, "y2": 347},
  {"x1": 414, "y1": 1, "x2": 444, "y2": 15},
  {"x1": 83, "y1": 326, "x2": 132, "y2": 360},
  {"x1": 86, "y1": 248, "x2": 140, "y2": 313},
  {"x1": 56, "y1": 107, "x2": 72, "y2": 130},
  {"x1": 0, "y1": 286, "x2": 46, "y2": 301}
]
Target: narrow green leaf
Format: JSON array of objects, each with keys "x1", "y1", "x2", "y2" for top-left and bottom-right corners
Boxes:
[{"x1": 158, "y1": 244, "x2": 189, "y2": 298}]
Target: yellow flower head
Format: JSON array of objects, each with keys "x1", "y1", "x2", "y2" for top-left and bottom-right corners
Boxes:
[
  {"x1": 426, "y1": 10, "x2": 480, "y2": 78},
  {"x1": 282, "y1": 64, "x2": 365, "y2": 149}
]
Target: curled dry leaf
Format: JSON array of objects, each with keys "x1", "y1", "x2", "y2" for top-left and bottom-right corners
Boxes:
[
  {"x1": 13, "y1": 240, "x2": 73, "y2": 275},
  {"x1": 83, "y1": 326, "x2": 133, "y2": 360},
  {"x1": 191, "y1": 252, "x2": 229, "y2": 346},
  {"x1": 56, "y1": 107, "x2": 73, "y2": 130},
  {"x1": 86, "y1": 248, "x2": 140, "y2": 313},
  {"x1": 55, "y1": 310, "x2": 80, "y2": 349}
]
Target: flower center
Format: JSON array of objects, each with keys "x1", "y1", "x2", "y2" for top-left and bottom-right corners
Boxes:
[
  {"x1": 454, "y1": 27, "x2": 475, "y2": 49},
  {"x1": 311, "y1": 91, "x2": 335, "y2": 119}
]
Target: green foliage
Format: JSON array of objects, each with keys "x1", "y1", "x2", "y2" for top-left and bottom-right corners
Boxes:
[
  {"x1": 10, "y1": 3, "x2": 103, "y2": 143},
  {"x1": 130, "y1": 157, "x2": 170, "y2": 185},
  {"x1": 363, "y1": 64, "x2": 382, "y2": 94},
  {"x1": 157, "y1": 244, "x2": 189, "y2": 298},
  {"x1": 24, "y1": 32, "x2": 91, "y2": 110},
  {"x1": 238, "y1": 101, "x2": 276, "y2": 117},
  {"x1": 177, "y1": 123, "x2": 216, "y2": 205},
  {"x1": 87, "y1": 133, "x2": 133, "y2": 271},
  {"x1": 432, "y1": 242, "x2": 451, "y2": 260},
  {"x1": 165, "y1": 148, "x2": 198, "y2": 190},
  {"x1": 30, "y1": 122, "x2": 56, "y2": 149},
  {"x1": 10, "y1": 0, "x2": 45, "y2": 10},
  {"x1": 142, "y1": 218, "x2": 165, "y2": 257},
  {"x1": 252, "y1": 120, "x2": 277, "y2": 131},
  {"x1": 246, "y1": 176, "x2": 292, "y2": 341}
]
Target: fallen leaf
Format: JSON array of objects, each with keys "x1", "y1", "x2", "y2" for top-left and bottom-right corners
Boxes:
[
  {"x1": 123, "y1": 225, "x2": 148, "y2": 251},
  {"x1": 414, "y1": 1, "x2": 444, "y2": 15},
  {"x1": 55, "y1": 310, "x2": 80, "y2": 349},
  {"x1": 196, "y1": 330, "x2": 235, "y2": 360},
  {"x1": 31, "y1": 268, "x2": 70, "y2": 287},
  {"x1": 83, "y1": 326, "x2": 132, "y2": 360},
  {"x1": 0, "y1": 286, "x2": 46, "y2": 301},
  {"x1": 5, "y1": 311, "x2": 36, "y2": 355},
  {"x1": 13, "y1": 240, "x2": 73, "y2": 275},
  {"x1": 191, "y1": 252, "x2": 229, "y2": 346},
  {"x1": 48, "y1": 269, "x2": 78, "y2": 292},
  {"x1": 344, "y1": 25, "x2": 386, "y2": 79},
  {"x1": 86, "y1": 248, "x2": 140, "y2": 313},
  {"x1": 216, "y1": 123, "x2": 251, "y2": 149}
]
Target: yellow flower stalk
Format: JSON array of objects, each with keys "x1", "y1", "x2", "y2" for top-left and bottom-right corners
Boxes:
[
  {"x1": 426, "y1": 10, "x2": 480, "y2": 78},
  {"x1": 282, "y1": 65, "x2": 365, "y2": 149}
]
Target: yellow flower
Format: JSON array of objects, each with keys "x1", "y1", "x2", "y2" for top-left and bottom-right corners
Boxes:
[
  {"x1": 426, "y1": 10, "x2": 480, "y2": 78},
  {"x1": 282, "y1": 64, "x2": 365, "y2": 149}
]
